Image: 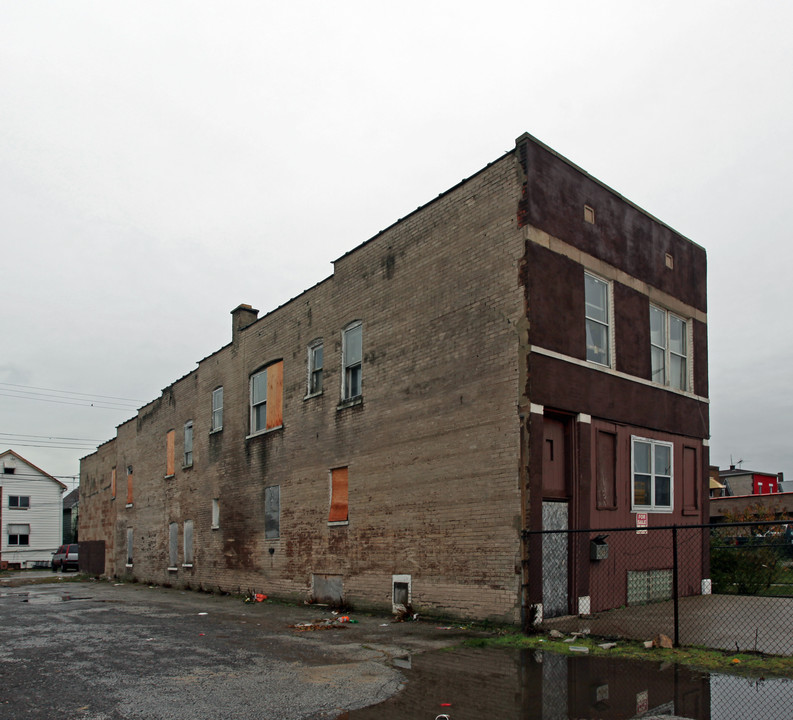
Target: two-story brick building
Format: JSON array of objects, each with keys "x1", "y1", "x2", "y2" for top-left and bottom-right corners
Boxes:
[{"x1": 79, "y1": 133, "x2": 709, "y2": 625}]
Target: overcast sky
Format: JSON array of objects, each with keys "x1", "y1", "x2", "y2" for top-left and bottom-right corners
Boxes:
[{"x1": 2, "y1": 2, "x2": 792, "y2": 492}]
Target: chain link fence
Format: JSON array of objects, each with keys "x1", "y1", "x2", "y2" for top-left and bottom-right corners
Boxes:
[{"x1": 527, "y1": 521, "x2": 793, "y2": 654}]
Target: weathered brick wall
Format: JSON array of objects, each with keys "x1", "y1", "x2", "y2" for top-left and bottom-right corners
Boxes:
[{"x1": 81, "y1": 153, "x2": 528, "y2": 622}]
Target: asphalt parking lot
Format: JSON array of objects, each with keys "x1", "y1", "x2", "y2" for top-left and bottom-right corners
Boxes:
[{"x1": 0, "y1": 576, "x2": 476, "y2": 720}]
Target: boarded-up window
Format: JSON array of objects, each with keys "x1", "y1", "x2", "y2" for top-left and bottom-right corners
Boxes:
[
  {"x1": 166, "y1": 430, "x2": 175, "y2": 476},
  {"x1": 126, "y1": 466, "x2": 133, "y2": 505},
  {"x1": 183, "y1": 520, "x2": 194, "y2": 565},
  {"x1": 596, "y1": 429, "x2": 617, "y2": 510},
  {"x1": 683, "y1": 445, "x2": 698, "y2": 512},
  {"x1": 168, "y1": 522, "x2": 178, "y2": 568},
  {"x1": 250, "y1": 361, "x2": 284, "y2": 434},
  {"x1": 111, "y1": 467, "x2": 116, "y2": 499},
  {"x1": 265, "y1": 486, "x2": 280, "y2": 539},
  {"x1": 126, "y1": 528, "x2": 133, "y2": 565},
  {"x1": 329, "y1": 467, "x2": 349, "y2": 523}
]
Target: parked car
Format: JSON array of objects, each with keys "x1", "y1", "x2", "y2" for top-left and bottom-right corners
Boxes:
[{"x1": 52, "y1": 543, "x2": 79, "y2": 572}]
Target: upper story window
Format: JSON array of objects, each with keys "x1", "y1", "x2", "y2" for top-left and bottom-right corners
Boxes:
[
  {"x1": 307, "y1": 340, "x2": 323, "y2": 396},
  {"x1": 650, "y1": 305, "x2": 689, "y2": 391},
  {"x1": 585, "y1": 273, "x2": 610, "y2": 366},
  {"x1": 632, "y1": 437, "x2": 673, "y2": 513},
  {"x1": 211, "y1": 387, "x2": 223, "y2": 431},
  {"x1": 166, "y1": 429, "x2": 175, "y2": 477},
  {"x1": 342, "y1": 322, "x2": 362, "y2": 400},
  {"x1": 249, "y1": 361, "x2": 284, "y2": 436},
  {"x1": 8, "y1": 495, "x2": 30, "y2": 510},
  {"x1": 183, "y1": 421, "x2": 194, "y2": 467}
]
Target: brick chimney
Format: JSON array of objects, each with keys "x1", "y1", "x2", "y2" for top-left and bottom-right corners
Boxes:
[{"x1": 231, "y1": 304, "x2": 259, "y2": 344}]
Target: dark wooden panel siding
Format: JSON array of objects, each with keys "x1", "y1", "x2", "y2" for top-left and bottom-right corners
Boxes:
[
  {"x1": 693, "y1": 318, "x2": 708, "y2": 397},
  {"x1": 529, "y1": 354, "x2": 709, "y2": 439},
  {"x1": 520, "y1": 139, "x2": 707, "y2": 313},
  {"x1": 614, "y1": 283, "x2": 652, "y2": 379},
  {"x1": 526, "y1": 243, "x2": 585, "y2": 360}
]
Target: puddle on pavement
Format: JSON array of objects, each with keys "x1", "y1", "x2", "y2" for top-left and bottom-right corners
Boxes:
[
  {"x1": 344, "y1": 647, "x2": 793, "y2": 719},
  {"x1": 19, "y1": 593, "x2": 92, "y2": 604}
]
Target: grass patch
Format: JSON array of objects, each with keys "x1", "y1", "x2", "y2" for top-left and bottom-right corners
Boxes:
[{"x1": 463, "y1": 633, "x2": 793, "y2": 679}]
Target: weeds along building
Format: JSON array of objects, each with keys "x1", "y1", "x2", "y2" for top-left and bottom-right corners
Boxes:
[{"x1": 79, "y1": 133, "x2": 709, "y2": 625}]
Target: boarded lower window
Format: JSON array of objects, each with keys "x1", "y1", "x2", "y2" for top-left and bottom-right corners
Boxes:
[
  {"x1": 183, "y1": 520, "x2": 194, "y2": 565},
  {"x1": 169, "y1": 522, "x2": 178, "y2": 567},
  {"x1": 126, "y1": 528, "x2": 133, "y2": 565},
  {"x1": 265, "y1": 486, "x2": 280, "y2": 539},
  {"x1": 329, "y1": 467, "x2": 348, "y2": 523},
  {"x1": 683, "y1": 445, "x2": 699, "y2": 512},
  {"x1": 627, "y1": 569, "x2": 672, "y2": 605},
  {"x1": 595, "y1": 429, "x2": 617, "y2": 510}
]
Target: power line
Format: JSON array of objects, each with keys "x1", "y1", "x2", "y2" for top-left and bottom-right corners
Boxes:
[
  {"x1": 0, "y1": 432, "x2": 103, "y2": 442},
  {"x1": 0, "y1": 391, "x2": 136, "y2": 411},
  {"x1": 0, "y1": 382, "x2": 145, "y2": 404}
]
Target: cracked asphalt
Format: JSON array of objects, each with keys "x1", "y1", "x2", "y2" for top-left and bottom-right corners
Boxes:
[{"x1": 0, "y1": 576, "x2": 476, "y2": 720}]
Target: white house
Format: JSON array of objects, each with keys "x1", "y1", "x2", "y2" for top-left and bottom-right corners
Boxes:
[{"x1": 1, "y1": 449, "x2": 66, "y2": 568}]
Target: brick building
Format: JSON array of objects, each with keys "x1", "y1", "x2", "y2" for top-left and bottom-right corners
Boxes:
[{"x1": 79, "y1": 133, "x2": 709, "y2": 625}]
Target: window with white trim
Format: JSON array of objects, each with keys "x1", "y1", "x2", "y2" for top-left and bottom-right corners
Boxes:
[
  {"x1": 8, "y1": 523, "x2": 30, "y2": 545},
  {"x1": 585, "y1": 273, "x2": 610, "y2": 366},
  {"x1": 211, "y1": 387, "x2": 223, "y2": 431},
  {"x1": 183, "y1": 421, "x2": 193, "y2": 467},
  {"x1": 342, "y1": 322, "x2": 362, "y2": 400},
  {"x1": 650, "y1": 305, "x2": 689, "y2": 390},
  {"x1": 251, "y1": 368, "x2": 268, "y2": 433},
  {"x1": 632, "y1": 437, "x2": 673, "y2": 512},
  {"x1": 8, "y1": 495, "x2": 30, "y2": 510},
  {"x1": 307, "y1": 340, "x2": 323, "y2": 396}
]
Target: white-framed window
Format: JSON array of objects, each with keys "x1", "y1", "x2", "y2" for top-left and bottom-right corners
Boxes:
[
  {"x1": 307, "y1": 340, "x2": 323, "y2": 396},
  {"x1": 183, "y1": 519, "x2": 194, "y2": 566},
  {"x1": 585, "y1": 273, "x2": 611, "y2": 366},
  {"x1": 211, "y1": 498, "x2": 220, "y2": 529},
  {"x1": 8, "y1": 495, "x2": 30, "y2": 510},
  {"x1": 251, "y1": 368, "x2": 268, "y2": 433},
  {"x1": 183, "y1": 421, "x2": 193, "y2": 467},
  {"x1": 632, "y1": 437, "x2": 673, "y2": 512},
  {"x1": 211, "y1": 387, "x2": 223, "y2": 432},
  {"x1": 265, "y1": 485, "x2": 280, "y2": 539},
  {"x1": 341, "y1": 322, "x2": 362, "y2": 400},
  {"x1": 248, "y1": 362, "x2": 283, "y2": 436},
  {"x1": 8, "y1": 523, "x2": 30, "y2": 546},
  {"x1": 650, "y1": 305, "x2": 689, "y2": 391},
  {"x1": 168, "y1": 522, "x2": 178, "y2": 569}
]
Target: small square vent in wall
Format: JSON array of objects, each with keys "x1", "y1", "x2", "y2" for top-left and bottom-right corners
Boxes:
[{"x1": 584, "y1": 205, "x2": 595, "y2": 224}]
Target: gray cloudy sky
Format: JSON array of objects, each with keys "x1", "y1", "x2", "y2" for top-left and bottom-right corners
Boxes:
[{"x1": 2, "y1": 2, "x2": 792, "y2": 491}]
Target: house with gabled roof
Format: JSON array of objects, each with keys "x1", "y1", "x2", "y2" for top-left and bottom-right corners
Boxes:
[{"x1": 1, "y1": 449, "x2": 66, "y2": 569}]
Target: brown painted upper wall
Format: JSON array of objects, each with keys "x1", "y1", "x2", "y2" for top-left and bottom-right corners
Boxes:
[{"x1": 518, "y1": 137, "x2": 707, "y2": 313}]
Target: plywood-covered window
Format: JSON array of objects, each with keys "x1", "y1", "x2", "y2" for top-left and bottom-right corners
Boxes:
[
  {"x1": 166, "y1": 430, "x2": 175, "y2": 477},
  {"x1": 250, "y1": 361, "x2": 284, "y2": 435},
  {"x1": 183, "y1": 520, "x2": 194, "y2": 566},
  {"x1": 329, "y1": 467, "x2": 349, "y2": 524},
  {"x1": 595, "y1": 428, "x2": 617, "y2": 510},
  {"x1": 168, "y1": 522, "x2": 178, "y2": 568},
  {"x1": 683, "y1": 445, "x2": 699, "y2": 514},
  {"x1": 265, "y1": 486, "x2": 280, "y2": 539},
  {"x1": 126, "y1": 466, "x2": 134, "y2": 506}
]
